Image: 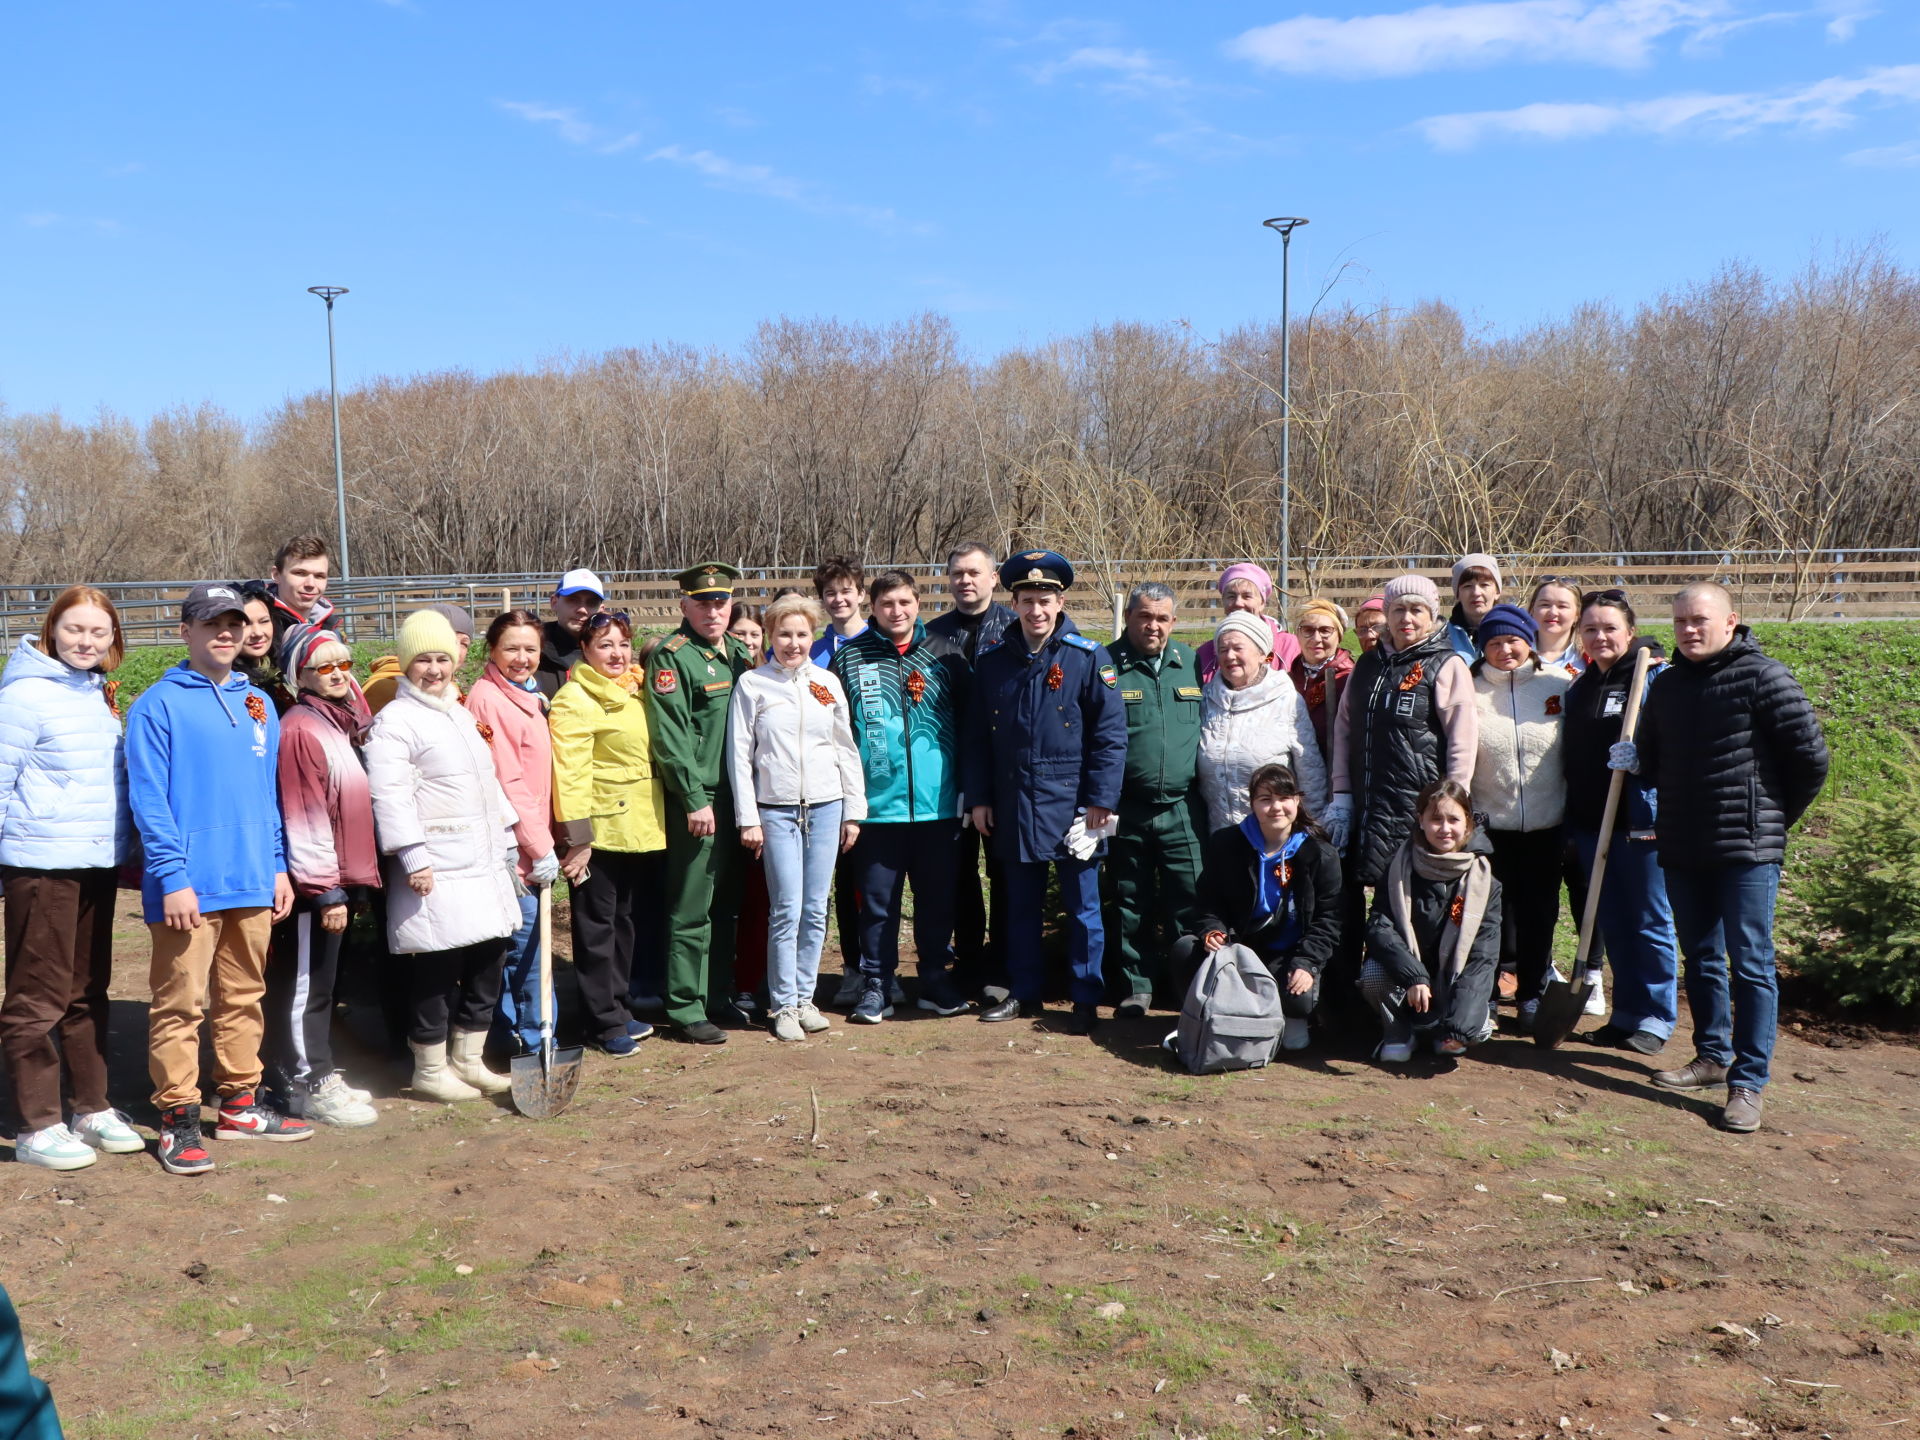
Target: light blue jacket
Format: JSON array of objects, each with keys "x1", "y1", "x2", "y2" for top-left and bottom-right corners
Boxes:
[{"x1": 0, "y1": 636, "x2": 130, "y2": 871}]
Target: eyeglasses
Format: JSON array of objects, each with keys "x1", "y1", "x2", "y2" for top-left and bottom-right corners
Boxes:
[
  {"x1": 583, "y1": 610, "x2": 632, "y2": 631},
  {"x1": 1581, "y1": 588, "x2": 1629, "y2": 606},
  {"x1": 308, "y1": 660, "x2": 354, "y2": 677}
]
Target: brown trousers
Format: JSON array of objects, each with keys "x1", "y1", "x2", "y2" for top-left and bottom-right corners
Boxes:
[
  {"x1": 147, "y1": 907, "x2": 271, "y2": 1110},
  {"x1": 1, "y1": 867, "x2": 117, "y2": 1132}
]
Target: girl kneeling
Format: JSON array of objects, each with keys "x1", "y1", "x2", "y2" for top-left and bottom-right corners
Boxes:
[
  {"x1": 1361, "y1": 779, "x2": 1502, "y2": 1063},
  {"x1": 1172, "y1": 764, "x2": 1342, "y2": 1053}
]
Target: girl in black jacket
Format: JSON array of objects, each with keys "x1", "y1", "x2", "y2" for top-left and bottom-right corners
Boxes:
[
  {"x1": 1360, "y1": 778, "x2": 1503, "y2": 1064},
  {"x1": 1170, "y1": 763, "x2": 1343, "y2": 1053}
]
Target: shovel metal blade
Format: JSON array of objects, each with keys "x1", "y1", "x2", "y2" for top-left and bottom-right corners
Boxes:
[
  {"x1": 509, "y1": 1044, "x2": 585, "y2": 1118},
  {"x1": 1532, "y1": 973, "x2": 1596, "y2": 1050}
]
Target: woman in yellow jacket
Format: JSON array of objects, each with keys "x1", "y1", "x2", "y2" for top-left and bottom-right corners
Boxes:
[{"x1": 549, "y1": 611, "x2": 667, "y2": 1056}]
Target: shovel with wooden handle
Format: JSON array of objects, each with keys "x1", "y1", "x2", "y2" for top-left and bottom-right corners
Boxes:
[
  {"x1": 1534, "y1": 644, "x2": 1655, "y2": 1050},
  {"x1": 510, "y1": 883, "x2": 583, "y2": 1117}
]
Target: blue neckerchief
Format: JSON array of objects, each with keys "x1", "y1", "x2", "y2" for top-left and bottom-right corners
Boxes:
[
  {"x1": 1239, "y1": 819, "x2": 1307, "y2": 948},
  {"x1": 510, "y1": 675, "x2": 540, "y2": 693}
]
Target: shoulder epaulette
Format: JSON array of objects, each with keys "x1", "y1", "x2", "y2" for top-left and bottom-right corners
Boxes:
[
  {"x1": 1061, "y1": 632, "x2": 1099, "y2": 652},
  {"x1": 664, "y1": 635, "x2": 688, "y2": 652}
]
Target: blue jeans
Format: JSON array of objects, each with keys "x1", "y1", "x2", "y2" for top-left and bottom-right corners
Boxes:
[
  {"x1": 852, "y1": 820, "x2": 957, "y2": 984},
  {"x1": 1003, "y1": 856, "x2": 1105, "y2": 1008},
  {"x1": 761, "y1": 801, "x2": 842, "y2": 1013},
  {"x1": 486, "y1": 892, "x2": 548, "y2": 1054},
  {"x1": 1662, "y1": 861, "x2": 1782, "y2": 1091},
  {"x1": 1570, "y1": 829, "x2": 1679, "y2": 1040}
]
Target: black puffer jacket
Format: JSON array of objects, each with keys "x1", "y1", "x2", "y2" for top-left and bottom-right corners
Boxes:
[
  {"x1": 1364, "y1": 860, "x2": 1503, "y2": 1044},
  {"x1": 1343, "y1": 628, "x2": 1458, "y2": 887},
  {"x1": 1562, "y1": 638, "x2": 1664, "y2": 835},
  {"x1": 1192, "y1": 825, "x2": 1344, "y2": 977},
  {"x1": 1636, "y1": 627, "x2": 1828, "y2": 867}
]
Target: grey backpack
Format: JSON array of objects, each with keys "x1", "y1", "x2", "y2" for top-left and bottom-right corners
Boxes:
[{"x1": 1169, "y1": 943, "x2": 1286, "y2": 1074}]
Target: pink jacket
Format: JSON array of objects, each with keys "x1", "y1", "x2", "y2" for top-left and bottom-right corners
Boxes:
[
  {"x1": 465, "y1": 664, "x2": 556, "y2": 880},
  {"x1": 1195, "y1": 617, "x2": 1303, "y2": 684}
]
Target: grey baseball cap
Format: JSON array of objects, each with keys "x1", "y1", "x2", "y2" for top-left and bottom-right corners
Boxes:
[{"x1": 180, "y1": 582, "x2": 251, "y2": 624}]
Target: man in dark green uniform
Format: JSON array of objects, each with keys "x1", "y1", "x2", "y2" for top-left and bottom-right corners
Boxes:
[
  {"x1": 647, "y1": 563, "x2": 753, "y2": 1044},
  {"x1": 1103, "y1": 580, "x2": 1205, "y2": 1018}
]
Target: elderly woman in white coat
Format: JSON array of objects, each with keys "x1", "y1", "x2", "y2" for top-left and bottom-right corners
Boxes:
[
  {"x1": 1197, "y1": 612, "x2": 1330, "y2": 832},
  {"x1": 727, "y1": 593, "x2": 866, "y2": 1042},
  {"x1": 0, "y1": 587, "x2": 143, "y2": 1170},
  {"x1": 365, "y1": 610, "x2": 522, "y2": 1102}
]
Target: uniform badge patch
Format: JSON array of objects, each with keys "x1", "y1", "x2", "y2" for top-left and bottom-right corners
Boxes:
[
  {"x1": 1097, "y1": 664, "x2": 1118, "y2": 688},
  {"x1": 1121, "y1": 688, "x2": 1144, "y2": 702},
  {"x1": 652, "y1": 668, "x2": 678, "y2": 695}
]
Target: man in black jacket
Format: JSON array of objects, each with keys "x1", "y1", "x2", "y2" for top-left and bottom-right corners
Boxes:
[
  {"x1": 1616, "y1": 583, "x2": 1828, "y2": 1134},
  {"x1": 536, "y1": 568, "x2": 605, "y2": 699},
  {"x1": 926, "y1": 542, "x2": 1017, "y2": 1004}
]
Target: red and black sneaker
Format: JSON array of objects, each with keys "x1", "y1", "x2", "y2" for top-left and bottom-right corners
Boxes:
[
  {"x1": 157, "y1": 1105, "x2": 215, "y2": 1175},
  {"x1": 215, "y1": 1091, "x2": 315, "y2": 1143}
]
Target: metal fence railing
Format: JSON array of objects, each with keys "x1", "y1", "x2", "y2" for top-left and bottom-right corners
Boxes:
[{"x1": 2, "y1": 549, "x2": 1916, "y2": 647}]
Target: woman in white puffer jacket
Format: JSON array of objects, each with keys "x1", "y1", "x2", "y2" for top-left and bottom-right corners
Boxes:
[
  {"x1": 1468, "y1": 604, "x2": 1571, "y2": 1027},
  {"x1": 1197, "y1": 613, "x2": 1330, "y2": 832},
  {"x1": 364, "y1": 610, "x2": 521, "y2": 1102},
  {"x1": 0, "y1": 588, "x2": 143, "y2": 1171},
  {"x1": 727, "y1": 593, "x2": 866, "y2": 1042}
]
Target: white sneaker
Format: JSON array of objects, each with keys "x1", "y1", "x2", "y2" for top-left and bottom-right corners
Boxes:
[
  {"x1": 1376, "y1": 1041, "x2": 1415, "y2": 1064},
  {"x1": 17, "y1": 1124, "x2": 98, "y2": 1171},
  {"x1": 72, "y1": 1108, "x2": 144, "y2": 1154},
  {"x1": 307, "y1": 1073, "x2": 379, "y2": 1128},
  {"x1": 1281, "y1": 1017, "x2": 1310, "y2": 1051},
  {"x1": 832, "y1": 969, "x2": 863, "y2": 1007},
  {"x1": 797, "y1": 1003, "x2": 831, "y2": 1034},
  {"x1": 1582, "y1": 969, "x2": 1607, "y2": 1016},
  {"x1": 771, "y1": 1007, "x2": 806, "y2": 1042},
  {"x1": 336, "y1": 1075, "x2": 374, "y2": 1105}
]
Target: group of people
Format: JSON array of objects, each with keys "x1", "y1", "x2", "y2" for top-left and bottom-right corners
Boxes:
[{"x1": 0, "y1": 537, "x2": 1831, "y2": 1178}]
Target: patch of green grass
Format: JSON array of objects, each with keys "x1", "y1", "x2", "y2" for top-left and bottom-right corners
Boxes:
[{"x1": 1869, "y1": 1307, "x2": 1920, "y2": 1335}]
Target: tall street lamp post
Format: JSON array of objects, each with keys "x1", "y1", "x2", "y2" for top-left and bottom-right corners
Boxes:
[
  {"x1": 1262, "y1": 217, "x2": 1308, "y2": 604},
  {"x1": 306, "y1": 285, "x2": 352, "y2": 582}
]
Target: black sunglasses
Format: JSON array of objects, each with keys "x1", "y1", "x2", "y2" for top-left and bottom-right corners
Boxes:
[
  {"x1": 583, "y1": 610, "x2": 632, "y2": 631},
  {"x1": 1581, "y1": 588, "x2": 1629, "y2": 607}
]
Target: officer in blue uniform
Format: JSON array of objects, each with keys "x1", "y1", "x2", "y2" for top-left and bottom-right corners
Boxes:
[{"x1": 963, "y1": 551, "x2": 1129, "y2": 1034}]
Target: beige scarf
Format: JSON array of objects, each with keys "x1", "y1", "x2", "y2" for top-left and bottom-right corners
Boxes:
[{"x1": 1380, "y1": 841, "x2": 1493, "y2": 979}]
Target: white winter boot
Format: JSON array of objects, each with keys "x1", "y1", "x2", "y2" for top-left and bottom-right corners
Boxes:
[
  {"x1": 448, "y1": 1030, "x2": 512, "y2": 1096},
  {"x1": 409, "y1": 1040, "x2": 482, "y2": 1102}
]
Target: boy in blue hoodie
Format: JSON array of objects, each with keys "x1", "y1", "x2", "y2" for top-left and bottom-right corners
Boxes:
[{"x1": 127, "y1": 583, "x2": 311, "y2": 1174}]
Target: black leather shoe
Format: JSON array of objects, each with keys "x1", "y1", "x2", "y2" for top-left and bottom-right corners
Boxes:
[
  {"x1": 1581, "y1": 1023, "x2": 1632, "y2": 1048},
  {"x1": 681, "y1": 1021, "x2": 728, "y2": 1045},
  {"x1": 1063, "y1": 1004, "x2": 1098, "y2": 1036},
  {"x1": 979, "y1": 997, "x2": 1029, "y2": 1023},
  {"x1": 1114, "y1": 993, "x2": 1152, "y2": 1020}
]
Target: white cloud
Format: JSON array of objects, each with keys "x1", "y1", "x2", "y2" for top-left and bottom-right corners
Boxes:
[
  {"x1": 1227, "y1": 0, "x2": 1730, "y2": 78},
  {"x1": 19, "y1": 212, "x2": 120, "y2": 233},
  {"x1": 1030, "y1": 45, "x2": 1190, "y2": 96},
  {"x1": 1822, "y1": 1, "x2": 1877, "y2": 41},
  {"x1": 644, "y1": 145, "x2": 932, "y2": 236},
  {"x1": 1415, "y1": 61, "x2": 1920, "y2": 146},
  {"x1": 1845, "y1": 137, "x2": 1920, "y2": 165},
  {"x1": 495, "y1": 100, "x2": 640, "y2": 154}
]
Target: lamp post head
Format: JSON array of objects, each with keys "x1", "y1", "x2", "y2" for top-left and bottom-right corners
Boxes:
[
  {"x1": 1262, "y1": 217, "x2": 1309, "y2": 240},
  {"x1": 307, "y1": 285, "x2": 348, "y2": 304}
]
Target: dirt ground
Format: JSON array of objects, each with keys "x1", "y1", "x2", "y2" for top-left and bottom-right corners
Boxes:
[{"x1": 5, "y1": 901, "x2": 1920, "y2": 1440}]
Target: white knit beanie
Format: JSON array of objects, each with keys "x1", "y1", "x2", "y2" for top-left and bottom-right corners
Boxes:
[{"x1": 1214, "y1": 612, "x2": 1274, "y2": 656}]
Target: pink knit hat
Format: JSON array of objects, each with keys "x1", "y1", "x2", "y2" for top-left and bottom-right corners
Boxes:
[
  {"x1": 1381, "y1": 573, "x2": 1442, "y2": 613},
  {"x1": 1217, "y1": 563, "x2": 1274, "y2": 599}
]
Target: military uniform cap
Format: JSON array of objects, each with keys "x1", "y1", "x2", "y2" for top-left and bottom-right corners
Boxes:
[
  {"x1": 675, "y1": 562, "x2": 742, "y2": 598},
  {"x1": 999, "y1": 550, "x2": 1074, "y2": 594}
]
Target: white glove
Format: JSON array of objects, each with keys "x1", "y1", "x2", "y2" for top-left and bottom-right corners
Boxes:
[
  {"x1": 531, "y1": 850, "x2": 560, "y2": 887},
  {"x1": 1323, "y1": 795, "x2": 1353, "y2": 850},
  {"x1": 1607, "y1": 741, "x2": 1641, "y2": 774},
  {"x1": 1064, "y1": 815, "x2": 1099, "y2": 861}
]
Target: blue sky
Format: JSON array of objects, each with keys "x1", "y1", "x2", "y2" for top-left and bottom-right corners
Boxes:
[{"x1": 4, "y1": 0, "x2": 1916, "y2": 421}]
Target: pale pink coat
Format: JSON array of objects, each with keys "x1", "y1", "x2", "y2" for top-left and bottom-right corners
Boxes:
[{"x1": 464, "y1": 663, "x2": 556, "y2": 881}]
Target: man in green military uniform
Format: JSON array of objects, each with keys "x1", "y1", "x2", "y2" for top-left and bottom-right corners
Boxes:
[
  {"x1": 647, "y1": 563, "x2": 753, "y2": 1044},
  {"x1": 1103, "y1": 580, "x2": 1205, "y2": 1017}
]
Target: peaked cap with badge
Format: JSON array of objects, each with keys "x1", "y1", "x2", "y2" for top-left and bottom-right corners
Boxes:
[
  {"x1": 675, "y1": 562, "x2": 742, "y2": 599},
  {"x1": 999, "y1": 550, "x2": 1074, "y2": 594}
]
